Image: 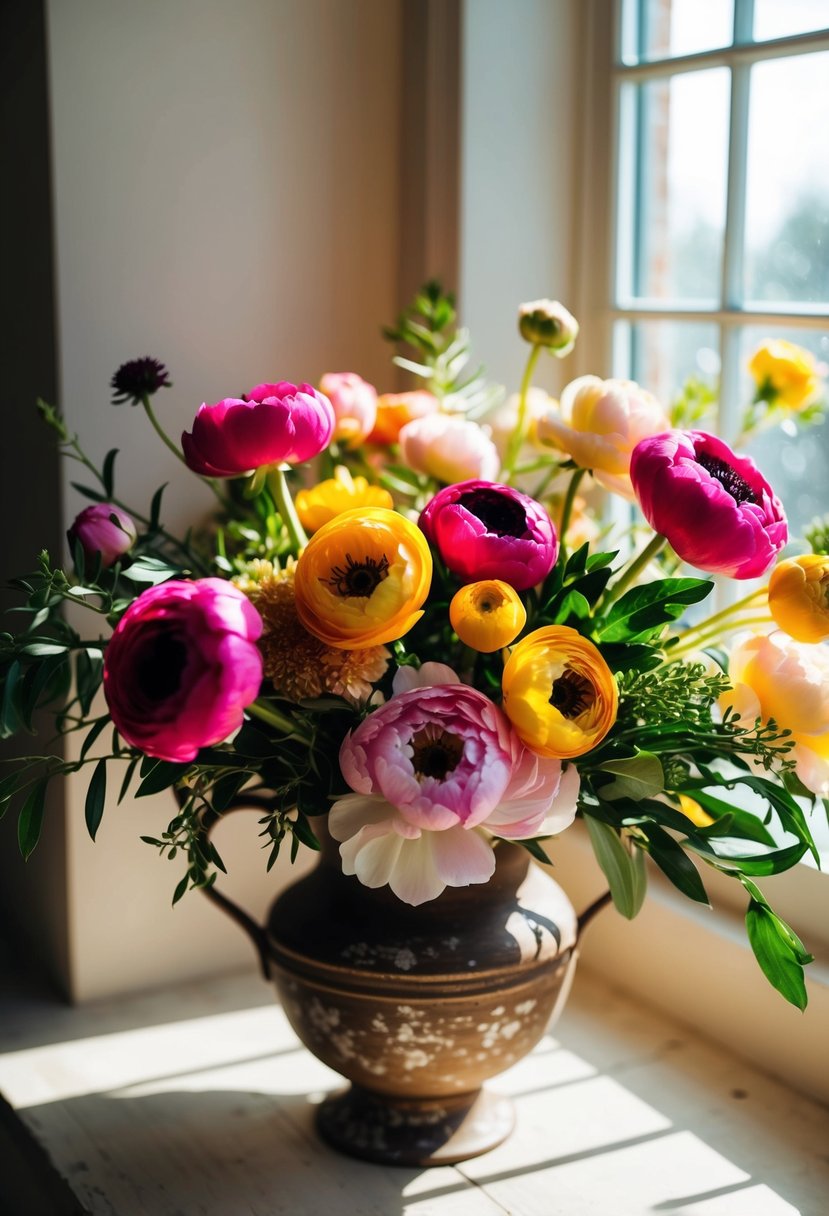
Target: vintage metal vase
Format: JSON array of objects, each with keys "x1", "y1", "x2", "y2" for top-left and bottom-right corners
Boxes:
[{"x1": 200, "y1": 802, "x2": 605, "y2": 1167}]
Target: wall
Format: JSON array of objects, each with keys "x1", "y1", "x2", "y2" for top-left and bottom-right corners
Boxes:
[{"x1": 12, "y1": 0, "x2": 404, "y2": 1000}]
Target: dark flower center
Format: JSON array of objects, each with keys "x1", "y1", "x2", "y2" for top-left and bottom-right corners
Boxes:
[
  {"x1": 695, "y1": 452, "x2": 758, "y2": 505},
  {"x1": 549, "y1": 669, "x2": 594, "y2": 719},
  {"x1": 410, "y1": 727, "x2": 465, "y2": 781},
  {"x1": 323, "y1": 552, "x2": 390, "y2": 598},
  {"x1": 458, "y1": 489, "x2": 527, "y2": 537},
  {"x1": 135, "y1": 631, "x2": 189, "y2": 702}
]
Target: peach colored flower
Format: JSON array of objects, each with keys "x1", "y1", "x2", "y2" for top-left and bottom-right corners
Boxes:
[
  {"x1": 399, "y1": 413, "x2": 500, "y2": 483},
  {"x1": 320, "y1": 372, "x2": 378, "y2": 448}
]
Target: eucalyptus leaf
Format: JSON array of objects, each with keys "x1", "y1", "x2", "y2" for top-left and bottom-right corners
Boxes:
[{"x1": 584, "y1": 815, "x2": 647, "y2": 919}]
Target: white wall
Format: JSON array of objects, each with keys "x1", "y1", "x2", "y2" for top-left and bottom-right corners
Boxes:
[
  {"x1": 459, "y1": 0, "x2": 581, "y2": 398},
  {"x1": 45, "y1": 0, "x2": 403, "y2": 1000}
]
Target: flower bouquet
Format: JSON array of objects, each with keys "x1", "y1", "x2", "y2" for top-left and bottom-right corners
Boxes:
[{"x1": 1, "y1": 286, "x2": 827, "y2": 1159}]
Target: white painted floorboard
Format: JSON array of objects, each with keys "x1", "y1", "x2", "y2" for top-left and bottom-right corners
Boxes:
[{"x1": 0, "y1": 958, "x2": 827, "y2": 1215}]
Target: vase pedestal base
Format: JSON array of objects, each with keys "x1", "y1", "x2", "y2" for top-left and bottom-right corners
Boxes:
[{"x1": 316, "y1": 1084, "x2": 515, "y2": 1167}]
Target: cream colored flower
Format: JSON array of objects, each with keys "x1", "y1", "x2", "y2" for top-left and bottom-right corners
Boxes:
[
  {"x1": 398, "y1": 413, "x2": 500, "y2": 483},
  {"x1": 538, "y1": 375, "x2": 670, "y2": 500}
]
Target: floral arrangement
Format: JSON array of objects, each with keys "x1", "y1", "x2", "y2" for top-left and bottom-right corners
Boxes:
[{"x1": 1, "y1": 285, "x2": 826, "y2": 1010}]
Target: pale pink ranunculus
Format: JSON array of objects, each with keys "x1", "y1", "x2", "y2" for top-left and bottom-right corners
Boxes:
[
  {"x1": 722, "y1": 631, "x2": 829, "y2": 796},
  {"x1": 329, "y1": 683, "x2": 579, "y2": 904},
  {"x1": 103, "y1": 578, "x2": 263, "y2": 763},
  {"x1": 320, "y1": 372, "x2": 378, "y2": 448},
  {"x1": 399, "y1": 413, "x2": 500, "y2": 484},
  {"x1": 68, "y1": 503, "x2": 137, "y2": 568},
  {"x1": 182, "y1": 381, "x2": 334, "y2": 477},
  {"x1": 538, "y1": 375, "x2": 670, "y2": 499}
]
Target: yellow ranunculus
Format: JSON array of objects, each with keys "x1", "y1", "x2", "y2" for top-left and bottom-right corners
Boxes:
[
  {"x1": 748, "y1": 340, "x2": 823, "y2": 410},
  {"x1": 449, "y1": 580, "x2": 526, "y2": 653},
  {"x1": 768, "y1": 554, "x2": 829, "y2": 643},
  {"x1": 295, "y1": 466, "x2": 393, "y2": 534},
  {"x1": 293, "y1": 507, "x2": 432, "y2": 649},
  {"x1": 501, "y1": 625, "x2": 618, "y2": 758},
  {"x1": 677, "y1": 794, "x2": 714, "y2": 828}
]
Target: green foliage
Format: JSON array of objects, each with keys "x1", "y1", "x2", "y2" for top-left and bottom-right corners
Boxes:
[
  {"x1": 584, "y1": 814, "x2": 647, "y2": 919},
  {"x1": 743, "y1": 878, "x2": 812, "y2": 1010}
]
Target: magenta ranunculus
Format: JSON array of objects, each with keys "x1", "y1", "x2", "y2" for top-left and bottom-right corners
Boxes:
[
  {"x1": 68, "y1": 503, "x2": 137, "y2": 568},
  {"x1": 630, "y1": 430, "x2": 787, "y2": 579},
  {"x1": 418, "y1": 480, "x2": 558, "y2": 591},
  {"x1": 181, "y1": 381, "x2": 335, "y2": 477},
  {"x1": 103, "y1": 578, "x2": 263, "y2": 763},
  {"x1": 329, "y1": 676, "x2": 578, "y2": 905}
]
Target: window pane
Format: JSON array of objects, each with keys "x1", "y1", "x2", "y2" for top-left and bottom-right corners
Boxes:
[
  {"x1": 618, "y1": 320, "x2": 721, "y2": 409},
  {"x1": 624, "y1": 69, "x2": 729, "y2": 303},
  {"x1": 622, "y1": 0, "x2": 734, "y2": 64},
  {"x1": 744, "y1": 53, "x2": 829, "y2": 306},
  {"x1": 753, "y1": 0, "x2": 829, "y2": 42},
  {"x1": 740, "y1": 327, "x2": 829, "y2": 538}
]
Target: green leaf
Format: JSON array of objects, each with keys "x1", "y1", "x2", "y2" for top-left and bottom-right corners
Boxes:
[
  {"x1": 599, "y1": 750, "x2": 664, "y2": 802},
  {"x1": 746, "y1": 899, "x2": 811, "y2": 1009},
  {"x1": 515, "y1": 836, "x2": 552, "y2": 865},
  {"x1": 685, "y1": 836, "x2": 807, "y2": 876},
  {"x1": 21, "y1": 642, "x2": 67, "y2": 658},
  {"x1": 171, "y1": 874, "x2": 189, "y2": 905},
  {"x1": 641, "y1": 823, "x2": 710, "y2": 904},
  {"x1": 122, "y1": 557, "x2": 179, "y2": 585},
  {"x1": 84, "y1": 759, "x2": 107, "y2": 841},
  {"x1": 0, "y1": 660, "x2": 22, "y2": 737},
  {"x1": 599, "y1": 578, "x2": 713, "y2": 643},
  {"x1": 117, "y1": 755, "x2": 140, "y2": 804},
  {"x1": 149, "y1": 483, "x2": 167, "y2": 531},
  {"x1": 135, "y1": 759, "x2": 188, "y2": 798},
  {"x1": 597, "y1": 641, "x2": 662, "y2": 674},
  {"x1": 76, "y1": 648, "x2": 104, "y2": 716},
  {"x1": 584, "y1": 814, "x2": 647, "y2": 919},
  {"x1": 102, "y1": 449, "x2": 119, "y2": 496},
  {"x1": 79, "y1": 715, "x2": 110, "y2": 763},
  {"x1": 70, "y1": 482, "x2": 107, "y2": 503},
  {"x1": 18, "y1": 780, "x2": 47, "y2": 859}
]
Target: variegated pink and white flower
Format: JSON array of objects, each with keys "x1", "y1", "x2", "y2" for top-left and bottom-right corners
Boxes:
[{"x1": 329, "y1": 671, "x2": 579, "y2": 905}]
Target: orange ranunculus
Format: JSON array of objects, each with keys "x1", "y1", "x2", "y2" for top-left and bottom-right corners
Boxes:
[
  {"x1": 768, "y1": 553, "x2": 829, "y2": 643},
  {"x1": 295, "y1": 466, "x2": 393, "y2": 534},
  {"x1": 366, "y1": 391, "x2": 438, "y2": 445},
  {"x1": 449, "y1": 580, "x2": 526, "y2": 653},
  {"x1": 502, "y1": 625, "x2": 618, "y2": 759},
  {"x1": 293, "y1": 507, "x2": 432, "y2": 649}
]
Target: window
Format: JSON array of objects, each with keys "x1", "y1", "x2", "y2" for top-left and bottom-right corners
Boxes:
[{"x1": 610, "y1": 0, "x2": 829, "y2": 535}]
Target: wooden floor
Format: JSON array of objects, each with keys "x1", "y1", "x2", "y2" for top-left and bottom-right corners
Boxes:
[{"x1": 0, "y1": 951, "x2": 827, "y2": 1216}]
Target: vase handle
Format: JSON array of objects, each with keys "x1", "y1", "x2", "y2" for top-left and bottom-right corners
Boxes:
[
  {"x1": 576, "y1": 888, "x2": 613, "y2": 939},
  {"x1": 192, "y1": 794, "x2": 275, "y2": 980}
]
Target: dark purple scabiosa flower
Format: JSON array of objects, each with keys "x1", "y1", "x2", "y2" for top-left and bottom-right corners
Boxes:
[
  {"x1": 630, "y1": 430, "x2": 787, "y2": 579},
  {"x1": 111, "y1": 357, "x2": 172, "y2": 406},
  {"x1": 418, "y1": 479, "x2": 558, "y2": 591}
]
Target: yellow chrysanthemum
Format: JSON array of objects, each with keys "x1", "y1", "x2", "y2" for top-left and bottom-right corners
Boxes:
[
  {"x1": 238, "y1": 561, "x2": 389, "y2": 703},
  {"x1": 768, "y1": 553, "x2": 829, "y2": 643},
  {"x1": 449, "y1": 580, "x2": 526, "y2": 653},
  {"x1": 748, "y1": 340, "x2": 823, "y2": 410},
  {"x1": 295, "y1": 466, "x2": 393, "y2": 534},
  {"x1": 502, "y1": 625, "x2": 618, "y2": 759},
  {"x1": 293, "y1": 507, "x2": 432, "y2": 649}
]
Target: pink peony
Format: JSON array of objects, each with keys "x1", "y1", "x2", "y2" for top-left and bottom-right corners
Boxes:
[
  {"x1": 68, "y1": 503, "x2": 137, "y2": 568},
  {"x1": 329, "y1": 681, "x2": 579, "y2": 904},
  {"x1": 630, "y1": 430, "x2": 787, "y2": 579},
  {"x1": 181, "y1": 381, "x2": 334, "y2": 477},
  {"x1": 320, "y1": 372, "x2": 378, "y2": 448},
  {"x1": 103, "y1": 579, "x2": 263, "y2": 763},
  {"x1": 399, "y1": 413, "x2": 500, "y2": 483},
  {"x1": 418, "y1": 479, "x2": 558, "y2": 591}
]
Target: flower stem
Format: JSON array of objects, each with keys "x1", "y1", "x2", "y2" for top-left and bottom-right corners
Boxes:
[
  {"x1": 666, "y1": 613, "x2": 773, "y2": 659},
  {"x1": 672, "y1": 586, "x2": 767, "y2": 644},
  {"x1": 248, "y1": 699, "x2": 311, "y2": 744},
  {"x1": 503, "y1": 344, "x2": 542, "y2": 480},
  {"x1": 141, "y1": 394, "x2": 187, "y2": 466},
  {"x1": 603, "y1": 534, "x2": 667, "y2": 609},
  {"x1": 557, "y1": 467, "x2": 587, "y2": 561},
  {"x1": 267, "y1": 466, "x2": 308, "y2": 550}
]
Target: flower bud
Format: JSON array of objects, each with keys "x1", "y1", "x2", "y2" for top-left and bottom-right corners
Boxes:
[
  {"x1": 68, "y1": 503, "x2": 137, "y2": 568},
  {"x1": 320, "y1": 372, "x2": 378, "y2": 448},
  {"x1": 399, "y1": 413, "x2": 500, "y2": 483},
  {"x1": 450, "y1": 580, "x2": 526, "y2": 652},
  {"x1": 768, "y1": 553, "x2": 829, "y2": 643},
  {"x1": 748, "y1": 340, "x2": 824, "y2": 411},
  {"x1": 518, "y1": 299, "x2": 579, "y2": 355}
]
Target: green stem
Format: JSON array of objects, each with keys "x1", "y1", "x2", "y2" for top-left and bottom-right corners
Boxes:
[
  {"x1": 248, "y1": 699, "x2": 311, "y2": 744},
  {"x1": 672, "y1": 586, "x2": 767, "y2": 644},
  {"x1": 603, "y1": 534, "x2": 667, "y2": 609},
  {"x1": 558, "y1": 467, "x2": 587, "y2": 561},
  {"x1": 666, "y1": 614, "x2": 773, "y2": 659},
  {"x1": 503, "y1": 345, "x2": 542, "y2": 480},
  {"x1": 267, "y1": 467, "x2": 308, "y2": 550},
  {"x1": 142, "y1": 394, "x2": 188, "y2": 465}
]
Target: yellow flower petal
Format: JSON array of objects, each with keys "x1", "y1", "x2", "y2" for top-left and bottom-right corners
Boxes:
[
  {"x1": 449, "y1": 580, "x2": 526, "y2": 652},
  {"x1": 295, "y1": 466, "x2": 393, "y2": 533},
  {"x1": 768, "y1": 554, "x2": 829, "y2": 643}
]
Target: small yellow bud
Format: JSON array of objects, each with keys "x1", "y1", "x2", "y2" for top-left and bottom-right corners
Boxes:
[{"x1": 449, "y1": 581, "x2": 526, "y2": 653}]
